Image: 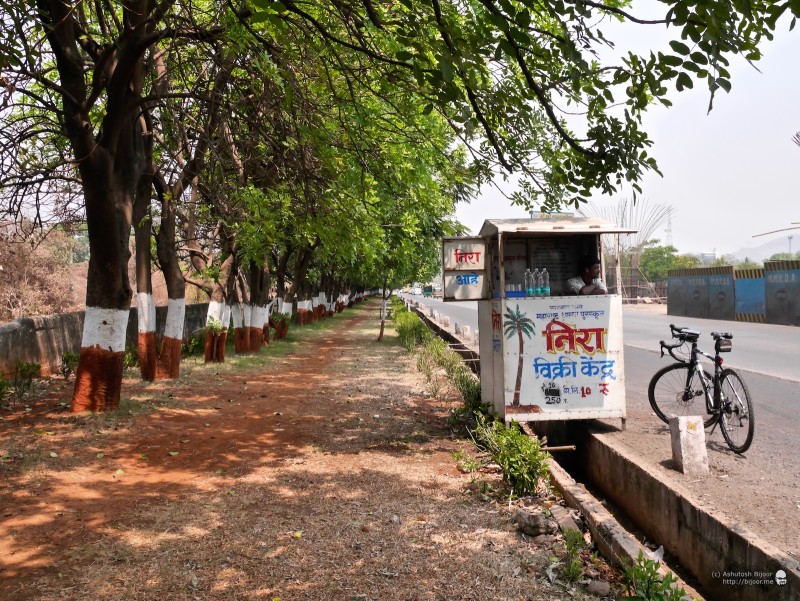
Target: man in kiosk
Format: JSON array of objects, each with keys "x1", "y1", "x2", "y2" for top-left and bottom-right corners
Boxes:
[{"x1": 567, "y1": 255, "x2": 608, "y2": 295}]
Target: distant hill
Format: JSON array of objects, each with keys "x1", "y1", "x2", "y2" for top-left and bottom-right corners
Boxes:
[{"x1": 728, "y1": 236, "x2": 796, "y2": 263}]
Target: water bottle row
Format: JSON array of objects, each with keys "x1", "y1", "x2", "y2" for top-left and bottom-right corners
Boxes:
[{"x1": 524, "y1": 268, "x2": 550, "y2": 298}]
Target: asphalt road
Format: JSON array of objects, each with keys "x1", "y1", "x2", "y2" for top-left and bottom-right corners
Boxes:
[{"x1": 402, "y1": 294, "x2": 800, "y2": 556}]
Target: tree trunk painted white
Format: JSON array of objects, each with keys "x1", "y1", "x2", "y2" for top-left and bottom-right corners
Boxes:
[
  {"x1": 136, "y1": 292, "x2": 157, "y2": 380},
  {"x1": 156, "y1": 298, "x2": 185, "y2": 379},
  {"x1": 72, "y1": 307, "x2": 129, "y2": 412},
  {"x1": 232, "y1": 302, "x2": 249, "y2": 353},
  {"x1": 248, "y1": 303, "x2": 268, "y2": 351}
]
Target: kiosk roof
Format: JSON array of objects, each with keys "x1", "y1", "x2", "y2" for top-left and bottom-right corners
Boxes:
[{"x1": 478, "y1": 216, "x2": 637, "y2": 236}]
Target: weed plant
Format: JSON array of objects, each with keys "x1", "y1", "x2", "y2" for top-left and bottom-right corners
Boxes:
[
  {"x1": 624, "y1": 552, "x2": 693, "y2": 600},
  {"x1": 561, "y1": 529, "x2": 585, "y2": 583}
]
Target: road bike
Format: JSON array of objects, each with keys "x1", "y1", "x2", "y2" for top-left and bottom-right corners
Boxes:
[{"x1": 648, "y1": 324, "x2": 755, "y2": 454}]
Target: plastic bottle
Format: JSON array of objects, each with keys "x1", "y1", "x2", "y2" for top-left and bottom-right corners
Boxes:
[
  {"x1": 534, "y1": 268, "x2": 543, "y2": 298},
  {"x1": 541, "y1": 268, "x2": 550, "y2": 297},
  {"x1": 529, "y1": 268, "x2": 539, "y2": 298},
  {"x1": 524, "y1": 269, "x2": 534, "y2": 297}
]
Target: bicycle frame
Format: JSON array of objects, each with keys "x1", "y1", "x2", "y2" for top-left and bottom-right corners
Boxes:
[{"x1": 684, "y1": 341, "x2": 723, "y2": 414}]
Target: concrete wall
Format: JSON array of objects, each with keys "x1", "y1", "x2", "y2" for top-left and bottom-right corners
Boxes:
[
  {"x1": 579, "y1": 429, "x2": 800, "y2": 601},
  {"x1": 0, "y1": 303, "x2": 209, "y2": 378}
]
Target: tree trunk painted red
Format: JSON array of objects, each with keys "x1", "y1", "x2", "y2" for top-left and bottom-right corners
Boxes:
[
  {"x1": 72, "y1": 346, "x2": 125, "y2": 412},
  {"x1": 204, "y1": 332, "x2": 217, "y2": 363},
  {"x1": 155, "y1": 336, "x2": 182, "y2": 379},
  {"x1": 216, "y1": 331, "x2": 228, "y2": 361},
  {"x1": 247, "y1": 326, "x2": 263, "y2": 351},
  {"x1": 234, "y1": 326, "x2": 249, "y2": 353},
  {"x1": 138, "y1": 331, "x2": 157, "y2": 380}
]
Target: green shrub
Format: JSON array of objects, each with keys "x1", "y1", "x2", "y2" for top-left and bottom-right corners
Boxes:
[
  {"x1": 123, "y1": 346, "x2": 139, "y2": 369},
  {"x1": 60, "y1": 351, "x2": 79, "y2": 379},
  {"x1": 393, "y1": 311, "x2": 431, "y2": 351},
  {"x1": 0, "y1": 375, "x2": 10, "y2": 402},
  {"x1": 14, "y1": 360, "x2": 40, "y2": 399},
  {"x1": 472, "y1": 414, "x2": 550, "y2": 496},
  {"x1": 204, "y1": 316, "x2": 227, "y2": 334},
  {"x1": 181, "y1": 334, "x2": 204, "y2": 356}
]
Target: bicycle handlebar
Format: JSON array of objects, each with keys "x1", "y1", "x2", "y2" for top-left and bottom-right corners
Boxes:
[{"x1": 659, "y1": 339, "x2": 687, "y2": 361}]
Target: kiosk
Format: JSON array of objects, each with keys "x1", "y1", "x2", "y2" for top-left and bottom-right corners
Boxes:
[{"x1": 442, "y1": 215, "x2": 636, "y2": 424}]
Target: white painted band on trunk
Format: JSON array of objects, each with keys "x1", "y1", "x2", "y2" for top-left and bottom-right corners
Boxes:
[
  {"x1": 250, "y1": 305, "x2": 267, "y2": 327},
  {"x1": 221, "y1": 305, "x2": 232, "y2": 327},
  {"x1": 266, "y1": 300, "x2": 275, "y2": 317},
  {"x1": 242, "y1": 303, "x2": 252, "y2": 327},
  {"x1": 208, "y1": 301, "x2": 225, "y2": 322},
  {"x1": 136, "y1": 293, "x2": 156, "y2": 333},
  {"x1": 300, "y1": 300, "x2": 312, "y2": 311},
  {"x1": 164, "y1": 298, "x2": 185, "y2": 340},
  {"x1": 231, "y1": 304, "x2": 244, "y2": 329},
  {"x1": 82, "y1": 307, "x2": 130, "y2": 352}
]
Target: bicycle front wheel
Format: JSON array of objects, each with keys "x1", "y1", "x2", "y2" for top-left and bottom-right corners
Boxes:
[
  {"x1": 718, "y1": 369, "x2": 755, "y2": 454},
  {"x1": 648, "y1": 363, "x2": 716, "y2": 427}
]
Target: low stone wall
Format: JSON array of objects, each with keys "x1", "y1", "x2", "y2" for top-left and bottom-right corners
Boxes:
[{"x1": 0, "y1": 303, "x2": 209, "y2": 378}]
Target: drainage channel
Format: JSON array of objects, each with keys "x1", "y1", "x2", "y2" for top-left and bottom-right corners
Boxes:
[
  {"x1": 531, "y1": 420, "x2": 708, "y2": 600},
  {"x1": 412, "y1": 302, "x2": 800, "y2": 601}
]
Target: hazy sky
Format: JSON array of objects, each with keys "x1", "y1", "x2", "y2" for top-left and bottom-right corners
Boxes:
[{"x1": 456, "y1": 12, "x2": 800, "y2": 257}]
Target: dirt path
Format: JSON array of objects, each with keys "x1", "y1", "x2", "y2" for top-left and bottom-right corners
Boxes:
[{"x1": 1, "y1": 300, "x2": 619, "y2": 601}]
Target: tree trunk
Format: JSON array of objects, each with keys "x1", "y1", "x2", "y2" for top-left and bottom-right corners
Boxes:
[
  {"x1": 35, "y1": 1, "x2": 152, "y2": 412},
  {"x1": 133, "y1": 167, "x2": 156, "y2": 381},
  {"x1": 248, "y1": 262, "x2": 270, "y2": 351},
  {"x1": 154, "y1": 179, "x2": 186, "y2": 379},
  {"x1": 72, "y1": 181, "x2": 135, "y2": 412},
  {"x1": 377, "y1": 283, "x2": 388, "y2": 342}
]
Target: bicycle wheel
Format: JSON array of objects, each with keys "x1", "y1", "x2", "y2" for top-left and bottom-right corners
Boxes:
[
  {"x1": 718, "y1": 368, "x2": 755, "y2": 454},
  {"x1": 648, "y1": 363, "x2": 716, "y2": 427}
]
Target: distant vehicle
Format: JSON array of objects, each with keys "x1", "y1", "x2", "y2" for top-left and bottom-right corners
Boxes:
[
  {"x1": 423, "y1": 285, "x2": 433, "y2": 297},
  {"x1": 410, "y1": 286, "x2": 423, "y2": 295}
]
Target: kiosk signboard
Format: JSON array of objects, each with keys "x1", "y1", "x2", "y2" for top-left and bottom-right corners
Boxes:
[{"x1": 442, "y1": 237, "x2": 489, "y2": 301}]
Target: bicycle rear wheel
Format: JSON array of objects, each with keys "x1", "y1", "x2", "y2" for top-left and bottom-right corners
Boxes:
[
  {"x1": 718, "y1": 368, "x2": 755, "y2": 454},
  {"x1": 648, "y1": 363, "x2": 716, "y2": 427}
]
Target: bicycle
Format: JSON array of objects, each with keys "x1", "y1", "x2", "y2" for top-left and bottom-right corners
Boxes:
[{"x1": 648, "y1": 324, "x2": 755, "y2": 454}]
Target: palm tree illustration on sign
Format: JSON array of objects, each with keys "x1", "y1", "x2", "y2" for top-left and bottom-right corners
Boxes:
[{"x1": 503, "y1": 305, "x2": 536, "y2": 407}]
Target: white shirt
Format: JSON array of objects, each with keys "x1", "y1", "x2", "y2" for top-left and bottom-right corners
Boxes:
[{"x1": 567, "y1": 276, "x2": 607, "y2": 295}]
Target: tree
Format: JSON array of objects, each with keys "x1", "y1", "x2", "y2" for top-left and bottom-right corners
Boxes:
[
  {"x1": 734, "y1": 257, "x2": 762, "y2": 270},
  {"x1": 639, "y1": 242, "x2": 699, "y2": 282},
  {"x1": 768, "y1": 252, "x2": 800, "y2": 261}
]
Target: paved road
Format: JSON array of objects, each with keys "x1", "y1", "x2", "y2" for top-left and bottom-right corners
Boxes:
[
  {"x1": 402, "y1": 294, "x2": 800, "y2": 557},
  {"x1": 405, "y1": 295, "x2": 799, "y2": 382}
]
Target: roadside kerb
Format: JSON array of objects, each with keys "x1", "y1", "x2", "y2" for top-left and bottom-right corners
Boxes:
[{"x1": 578, "y1": 426, "x2": 800, "y2": 601}]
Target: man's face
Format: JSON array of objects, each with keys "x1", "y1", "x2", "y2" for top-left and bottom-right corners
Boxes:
[{"x1": 587, "y1": 263, "x2": 601, "y2": 279}]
